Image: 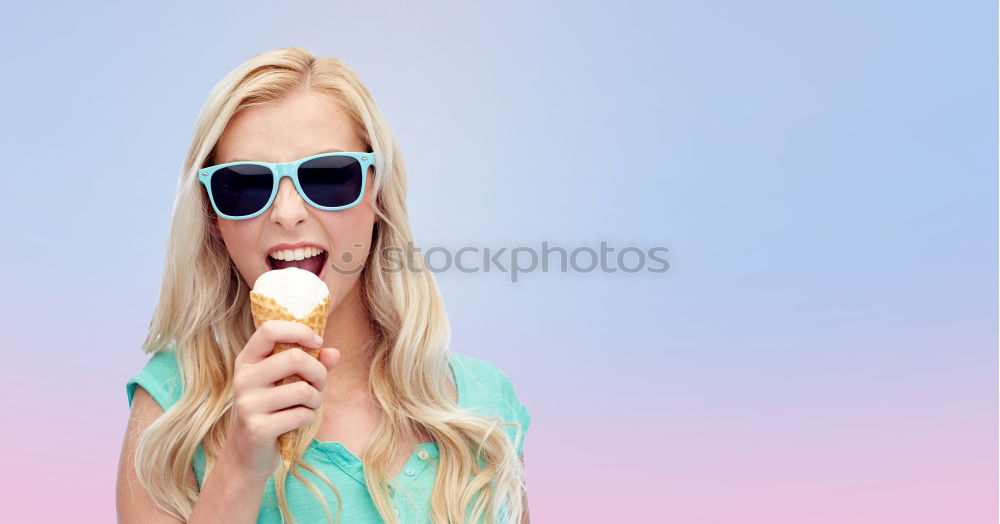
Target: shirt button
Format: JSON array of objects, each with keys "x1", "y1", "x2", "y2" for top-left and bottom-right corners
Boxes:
[
  {"x1": 417, "y1": 450, "x2": 429, "y2": 460},
  {"x1": 405, "y1": 467, "x2": 416, "y2": 476}
]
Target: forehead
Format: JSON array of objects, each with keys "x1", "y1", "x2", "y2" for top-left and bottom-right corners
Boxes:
[{"x1": 214, "y1": 90, "x2": 363, "y2": 164}]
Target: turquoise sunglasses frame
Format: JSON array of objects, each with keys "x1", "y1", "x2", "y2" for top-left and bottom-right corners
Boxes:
[{"x1": 198, "y1": 151, "x2": 376, "y2": 220}]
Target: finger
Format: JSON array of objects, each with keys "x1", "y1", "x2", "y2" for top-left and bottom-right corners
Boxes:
[
  {"x1": 239, "y1": 319, "x2": 324, "y2": 365},
  {"x1": 267, "y1": 406, "x2": 317, "y2": 436},
  {"x1": 252, "y1": 380, "x2": 322, "y2": 414},
  {"x1": 251, "y1": 347, "x2": 330, "y2": 391}
]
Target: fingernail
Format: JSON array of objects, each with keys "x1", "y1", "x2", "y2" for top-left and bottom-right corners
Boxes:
[{"x1": 313, "y1": 334, "x2": 323, "y2": 345}]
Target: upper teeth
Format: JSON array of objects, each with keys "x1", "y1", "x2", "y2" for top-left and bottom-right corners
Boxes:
[{"x1": 269, "y1": 247, "x2": 325, "y2": 261}]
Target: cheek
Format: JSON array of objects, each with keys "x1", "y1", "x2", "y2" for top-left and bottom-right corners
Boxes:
[
  {"x1": 321, "y1": 211, "x2": 377, "y2": 275},
  {"x1": 325, "y1": 213, "x2": 375, "y2": 250},
  {"x1": 217, "y1": 220, "x2": 261, "y2": 267},
  {"x1": 327, "y1": 185, "x2": 377, "y2": 240}
]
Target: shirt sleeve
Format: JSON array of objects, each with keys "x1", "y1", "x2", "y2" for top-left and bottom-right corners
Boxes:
[
  {"x1": 451, "y1": 354, "x2": 532, "y2": 457},
  {"x1": 126, "y1": 349, "x2": 183, "y2": 412},
  {"x1": 498, "y1": 370, "x2": 532, "y2": 458}
]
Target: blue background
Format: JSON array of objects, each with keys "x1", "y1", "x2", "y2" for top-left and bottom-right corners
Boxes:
[{"x1": 0, "y1": 1, "x2": 995, "y2": 522}]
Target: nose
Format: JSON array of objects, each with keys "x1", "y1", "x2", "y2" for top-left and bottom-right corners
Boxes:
[{"x1": 269, "y1": 177, "x2": 308, "y2": 227}]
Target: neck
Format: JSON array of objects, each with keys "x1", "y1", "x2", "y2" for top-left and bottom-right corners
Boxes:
[{"x1": 321, "y1": 281, "x2": 376, "y2": 397}]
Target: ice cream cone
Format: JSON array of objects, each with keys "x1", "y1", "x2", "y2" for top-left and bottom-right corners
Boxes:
[{"x1": 249, "y1": 268, "x2": 331, "y2": 464}]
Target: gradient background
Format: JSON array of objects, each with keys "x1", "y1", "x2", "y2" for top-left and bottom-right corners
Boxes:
[{"x1": 1, "y1": 1, "x2": 996, "y2": 522}]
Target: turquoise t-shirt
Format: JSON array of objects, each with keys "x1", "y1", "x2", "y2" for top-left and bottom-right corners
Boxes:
[{"x1": 125, "y1": 348, "x2": 531, "y2": 523}]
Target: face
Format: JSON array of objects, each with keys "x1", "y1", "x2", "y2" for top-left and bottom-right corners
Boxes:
[{"x1": 210, "y1": 89, "x2": 377, "y2": 314}]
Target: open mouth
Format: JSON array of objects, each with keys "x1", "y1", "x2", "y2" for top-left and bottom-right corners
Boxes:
[{"x1": 266, "y1": 247, "x2": 327, "y2": 277}]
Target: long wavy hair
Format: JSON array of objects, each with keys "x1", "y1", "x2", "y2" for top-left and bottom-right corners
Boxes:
[{"x1": 131, "y1": 46, "x2": 526, "y2": 524}]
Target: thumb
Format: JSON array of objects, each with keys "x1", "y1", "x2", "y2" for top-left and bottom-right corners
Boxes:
[{"x1": 319, "y1": 347, "x2": 341, "y2": 371}]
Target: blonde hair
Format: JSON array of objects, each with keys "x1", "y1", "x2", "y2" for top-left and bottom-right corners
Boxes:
[{"x1": 132, "y1": 46, "x2": 526, "y2": 523}]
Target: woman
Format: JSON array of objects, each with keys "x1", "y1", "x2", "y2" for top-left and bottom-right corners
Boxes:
[{"x1": 116, "y1": 46, "x2": 531, "y2": 524}]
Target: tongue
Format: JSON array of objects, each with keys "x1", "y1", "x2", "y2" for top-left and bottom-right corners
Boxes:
[{"x1": 271, "y1": 254, "x2": 324, "y2": 276}]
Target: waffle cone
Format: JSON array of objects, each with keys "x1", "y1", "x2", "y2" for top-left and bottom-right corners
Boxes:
[{"x1": 249, "y1": 291, "x2": 331, "y2": 464}]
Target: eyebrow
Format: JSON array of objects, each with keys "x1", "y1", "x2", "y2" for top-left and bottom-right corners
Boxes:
[{"x1": 225, "y1": 148, "x2": 345, "y2": 163}]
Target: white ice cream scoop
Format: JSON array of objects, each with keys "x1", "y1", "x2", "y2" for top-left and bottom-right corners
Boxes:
[{"x1": 251, "y1": 267, "x2": 330, "y2": 318}]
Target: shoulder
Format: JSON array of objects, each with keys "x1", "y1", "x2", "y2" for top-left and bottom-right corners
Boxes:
[
  {"x1": 447, "y1": 352, "x2": 532, "y2": 456},
  {"x1": 126, "y1": 347, "x2": 182, "y2": 412},
  {"x1": 448, "y1": 353, "x2": 519, "y2": 401}
]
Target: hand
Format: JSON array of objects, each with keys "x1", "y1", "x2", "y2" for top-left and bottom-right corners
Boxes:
[{"x1": 222, "y1": 320, "x2": 340, "y2": 479}]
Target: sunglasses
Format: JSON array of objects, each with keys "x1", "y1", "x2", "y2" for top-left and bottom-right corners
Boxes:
[{"x1": 198, "y1": 151, "x2": 376, "y2": 220}]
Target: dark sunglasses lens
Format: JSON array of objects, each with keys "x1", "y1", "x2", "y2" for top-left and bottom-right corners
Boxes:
[
  {"x1": 298, "y1": 155, "x2": 363, "y2": 208},
  {"x1": 210, "y1": 165, "x2": 274, "y2": 217}
]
